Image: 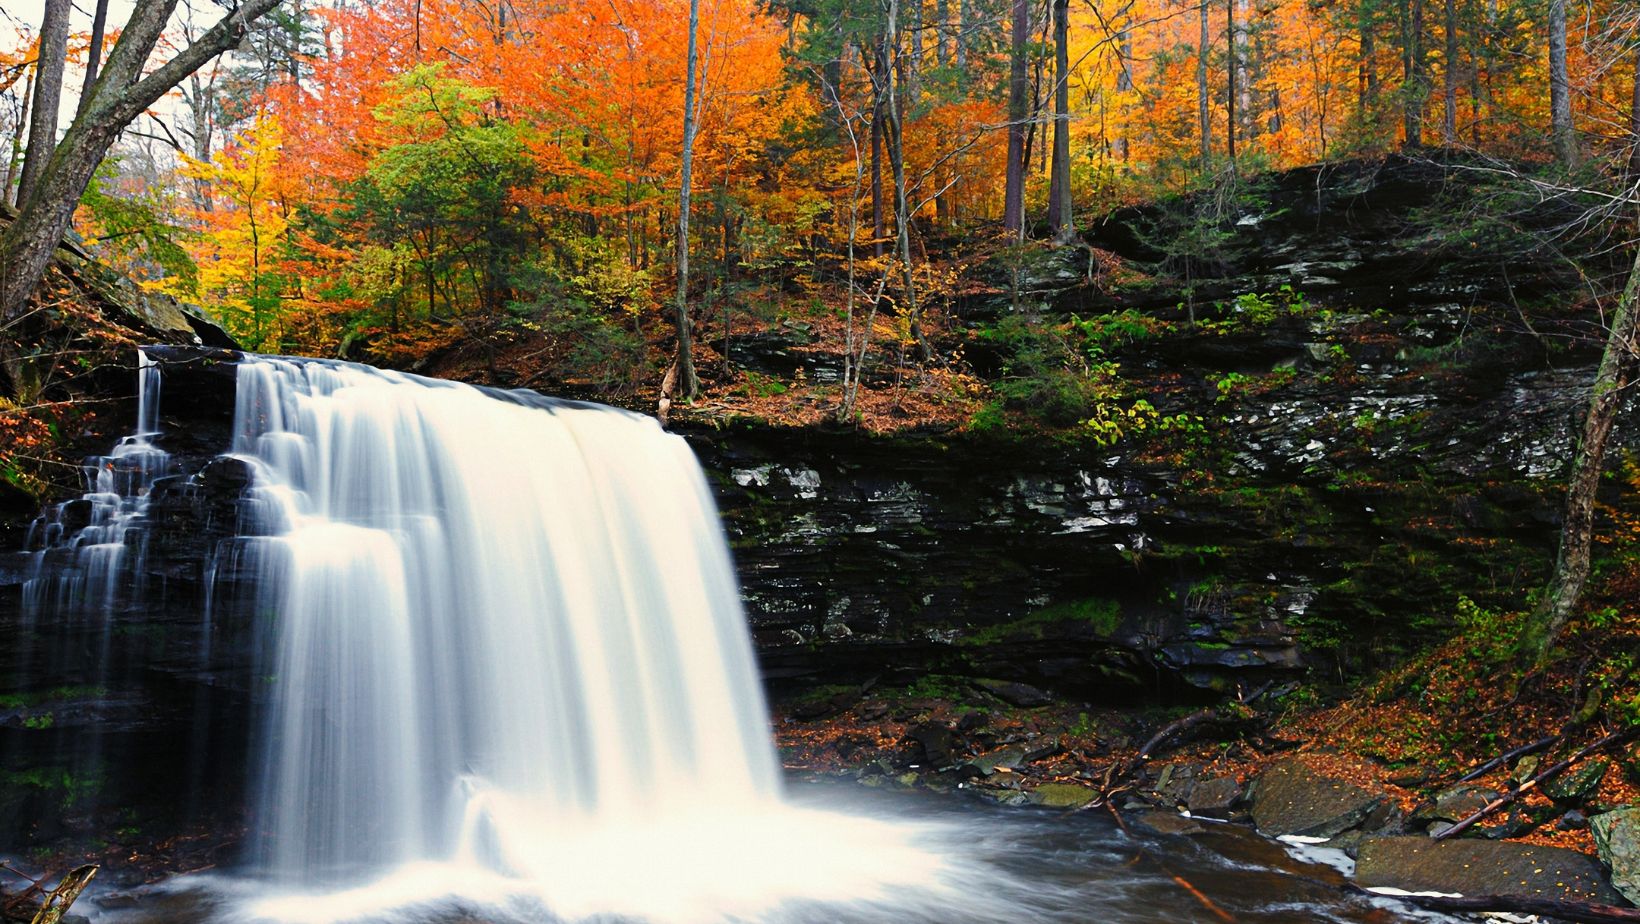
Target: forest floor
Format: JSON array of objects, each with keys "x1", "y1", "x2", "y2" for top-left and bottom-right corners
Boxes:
[{"x1": 768, "y1": 561, "x2": 1640, "y2": 859}]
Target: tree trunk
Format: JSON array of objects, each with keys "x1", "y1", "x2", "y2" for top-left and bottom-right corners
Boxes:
[
  {"x1": 79, "y1": 0, "x2": 112, "y2": 110},
  {"x1": 1442, "y1": 0, "x2": 1457, "y2": 144},
  {"x1": 1630, "y1": 45, "x2": 1640, "y2": 180},
  {"x1": 671, "y1": 0, "x2": 703, "y2": 405},
  {"x1": 1401, "y1": 0, "x2": 1425, "y2": 147},
  {"x1": 3, "y1": 70, "x2": 32, "y2": 207},
  {"x1": 886, "y1": 0, "x2": 931, "y2": 362},
  {"x1": 1197, "y1": 0, "x2": 1212, "y2": 172},
  {"x1": 1003, "y1": 0, "x2": 1028, "y2": 234},
  {"x1": 1113, "y1": 25, "x2": 1132, "y2": 160},
  {"x1": 1226, "y1": 0, "x2": 1237, "y2": 162},
  {"x1": 1528, "y1": 240, "x2": 1640, "y2": 659},
  {"x1": 1548, "y1": 0, "x2": 1576, "y2": 168},
  {"x1": 1046, "y1": 0, "x2": 1073, "y2": 240},
  {"x1": 0, "y1": 0, "x2": 285, "y2": 323},
  {"x1": 17, "y1": 0, "x2": 72, "y2": 205},
  {"x1": 871, "y1": 73, "x2": 886, "y2": 256},
  {"x1": 1361, "y1": 7, "x2": 1378, "y2": 116},
  {"x1": 933, "y1": 0, "x2": 951, "y2": 225}
]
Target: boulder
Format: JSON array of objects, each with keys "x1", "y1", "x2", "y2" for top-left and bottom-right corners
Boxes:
[
  {"x1": 1249, "y1": 759, "x2": 1385, "y2": 838},
  {"x1": 1544, "y1": 759, "x2": 1609, "y2": 805},
  {"x1": 1031, "y1": 782, "x2": 1097, "y2": 809},
  {"x1": 1427, "y1": 784, "x2": 1500, "y2": 822},
  {"x1": 1592, "y1": 807, "x2": 1640, "y2": 905},
  {"x1": 1356, "y1": 836, "x2": 1620, "y2": 904},
  {"x1": 1132, "y1": 810, "x2": 1206, "y2": 836},
  {"x1": 972, "y1": 678, "x2": 1054, "y2": 707},
  {"x1": 1187, "y1": 776, "x2": 1244, "y2": 818}
]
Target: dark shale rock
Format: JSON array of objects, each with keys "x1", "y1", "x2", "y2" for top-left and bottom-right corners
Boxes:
[
  {"x1": 1132, "y1": 810, "x2": 1206, "y2": 836},
  {"x1": 1249, "y1": 759, "x2": 1384, "y2": 838},
  {"x1": 1186, "y1": 776, "x2": 1244, "y2": 818},
  {"x1": 1545, "y1": 759, "x2": 1610, "y2": 805},
  {"x1": 972, "y1": 678, "x2": 1054, "y2": 707},
  {"x1": 1356, "y1": 836, "x2": 1620, "y2": 904},
  {"x1": 1421, "y1": 784, "x2": 1501, "y2": 823}
]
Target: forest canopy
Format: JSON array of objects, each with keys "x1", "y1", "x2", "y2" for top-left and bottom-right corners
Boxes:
[{"x1": 0, "y1": 0, "x2": 1635, "y2": 374}]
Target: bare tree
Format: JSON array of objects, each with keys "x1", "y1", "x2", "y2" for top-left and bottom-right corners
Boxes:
[
  {"x1": 662, "y1": 0, "x2": 704, "y2": 415},
  {"x1": 1047, "y1": 0, "x2": 1074, "y2": 240},
  {"x1": 1004, "y1": 0, "x2": 1029, "y2": 233},
  {"x1": 0, "y1": 0, "x2": 285, "y2": 326},
  {"x1": 3, "y1": 69, "x2": 33, "y2": 207},
  {"x1": 1530, "y1": 240, "x2": 1640, "y2": 658},
  {"x1": 1548, "y1": 0, "x2": 1576, "y2": 168},
  {"x1": 1198, "y1": 0, "x2": 1211, "y2": 170},
  {"x1": 78, "y1": 0, "x2": 112, "y2": 110}
]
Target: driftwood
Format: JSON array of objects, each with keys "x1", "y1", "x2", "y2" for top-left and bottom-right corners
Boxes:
[
  {"x1": 1454, "y1": 730, "x2": 1563, "y2": 784},
  {"x1": 1352, "y1": 887, "x2": 1640, "y2": 923},
  {"x1": 1095, "y1": 682, "x2": 1274, "y2": 801},
  {"x1": 1435, "y1": 725, "x2": 1640, "y2": 840},
  {"x1": 1, "y1": 865, "x2": 96, "y2": 924}
]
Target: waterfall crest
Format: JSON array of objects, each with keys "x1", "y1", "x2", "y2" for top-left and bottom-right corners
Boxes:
[{"x1": 227, "y1": 356, "x2": 783, "y2": 880}]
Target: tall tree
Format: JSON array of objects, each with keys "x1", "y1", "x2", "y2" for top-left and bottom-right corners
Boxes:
[
  {"x1": 1004, "y1": 0, "x2": 1029, "y2": 234},
  {"x1": 16, "y1": 0, "x2": 71, "y2": 205},
  {"x1": 1630, "y1": 45, "x2": 1640, "y2": 179},
  {"x1": 1548, "y1": 0, "x2": 1576, "y2": 167},
  {"x1": 3, "y1": 69, "x2": 32, "y2": 207},
  {"x1": 1528, "y1": 236, "x2": 1640, "y2": 658},
  {"x1": 1401, "y1": 0, "x2": 1425, "y2": 147},
  {"x1": 0, "y1": 0, "x2": 285, "y2": 325},
  {"x1": 885, "y1": 0, "x2": 931, "y2": 359},
  {"x1": 1046, "y1": 0, "x2": 1073, "y2": 238},
  {"x1": 79, "y1": 0, "x2": 111, "y2": 110},
  {"x1": 1442, "y1": 0, "x2": 1457, "y2": 144},
  {"x1": 1226, "y1": 0, "x2": 1237, "y2": 161},
  {"x1": 1199, "y1": 0, "x2": 1212, "y2": 170},
  {"x1": 669, "y1": 0, "x2": 704, "y2": 407}
]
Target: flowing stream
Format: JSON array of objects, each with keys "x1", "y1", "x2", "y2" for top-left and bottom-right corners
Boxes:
[{"x1": 18, "y1": 351, "x2": 1434, "y2": 924}]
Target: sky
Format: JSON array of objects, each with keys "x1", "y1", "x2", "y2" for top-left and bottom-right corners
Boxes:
[{"x1": 4, "y1": 0, "x2": 202, "y2": 128}]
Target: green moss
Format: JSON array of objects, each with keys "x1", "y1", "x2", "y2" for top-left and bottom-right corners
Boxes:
[
  {"x1": 0, "y1": 685, "x2": 107, "y2": 710},
  {"x1": 960, "y1": 597, "x2": 1121, "y2": 646}
]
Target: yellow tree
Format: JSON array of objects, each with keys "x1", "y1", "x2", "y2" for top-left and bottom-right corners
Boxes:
[{"x1": 182, "y1": 111, "x2": 293, "y2": 350}]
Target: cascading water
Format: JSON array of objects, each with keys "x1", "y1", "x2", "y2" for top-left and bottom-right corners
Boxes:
[
  {"x1": 16, "y1": 351, "x2": 1447, "y2": 924},
  {"x1": 24, "y1": 350, "x2": 952, "y2": 924},
  {"x1": 230, "y1": 356, "x2": 784, "y2": 883}
]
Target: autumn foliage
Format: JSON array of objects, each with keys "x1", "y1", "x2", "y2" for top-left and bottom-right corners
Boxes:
[{"x1": 1, "y1": 0, "x2": 1636, "y2": 374}]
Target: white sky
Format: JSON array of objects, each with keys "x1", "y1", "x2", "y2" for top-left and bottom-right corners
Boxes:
[{"x1": 3, "y1": 0, "x2": 210, "y2": 128}]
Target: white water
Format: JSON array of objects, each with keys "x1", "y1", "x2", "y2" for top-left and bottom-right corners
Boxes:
[{"x1": 214, "y1": 356, "x2": 949, "y2": 922}]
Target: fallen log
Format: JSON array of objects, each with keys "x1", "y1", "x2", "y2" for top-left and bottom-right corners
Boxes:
[
  {"x1": 27, "y1": 866, "x2": 97, "y2": 924},
  {"x1": 1435, "y1": 725, "x2": 1640, "y2": 840},
  {"x1": 1454, "y1": 730, "x2": 1562, "y2": 784},
  {"x1": 1357, "y1": 889, "x2": 1640, "y2": 923}
]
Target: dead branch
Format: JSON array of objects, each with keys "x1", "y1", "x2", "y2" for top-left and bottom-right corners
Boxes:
[
  {"x1": 1436, "y1": 725, "x2": 1640, "y2": 840},
  {"x1": 1454, "y1": 730, "x2": 1564, "y2": 783}
]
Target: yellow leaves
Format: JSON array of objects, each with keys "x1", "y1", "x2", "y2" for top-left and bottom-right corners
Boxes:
[{"x1": 180, "y1": 111, "x2": 295, "y2": 350}]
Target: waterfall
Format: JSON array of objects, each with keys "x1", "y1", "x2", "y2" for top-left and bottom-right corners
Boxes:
[
  {"x1": 24, "y1": 351, "x2": 949, "y2": 924},
  {"x1": 229, "y1": 356, "x2": 782, "y2": 882}
]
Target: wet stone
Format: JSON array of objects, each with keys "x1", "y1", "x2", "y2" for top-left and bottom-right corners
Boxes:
[
  {"x1": 1031, "y1": 783, "x2": 1097, "y2": 809},
  {"x1": 1249, "y1": 759, "x2": 1384, "y2": 838},
  {"x1": 1592, "y1": 806, "x2": 1640, "y2": 905},
  {"x1": 1356, "y1": 836, "x2": 1619, "y2": 903},
  {"x1": 1187, "y1": 777, "x2": 1244, "y2": 818}
]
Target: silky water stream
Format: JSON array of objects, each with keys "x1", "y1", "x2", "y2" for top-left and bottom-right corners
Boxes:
[{"x1": 18, "y1": 352, "x2": 1435, "y2": 924}]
